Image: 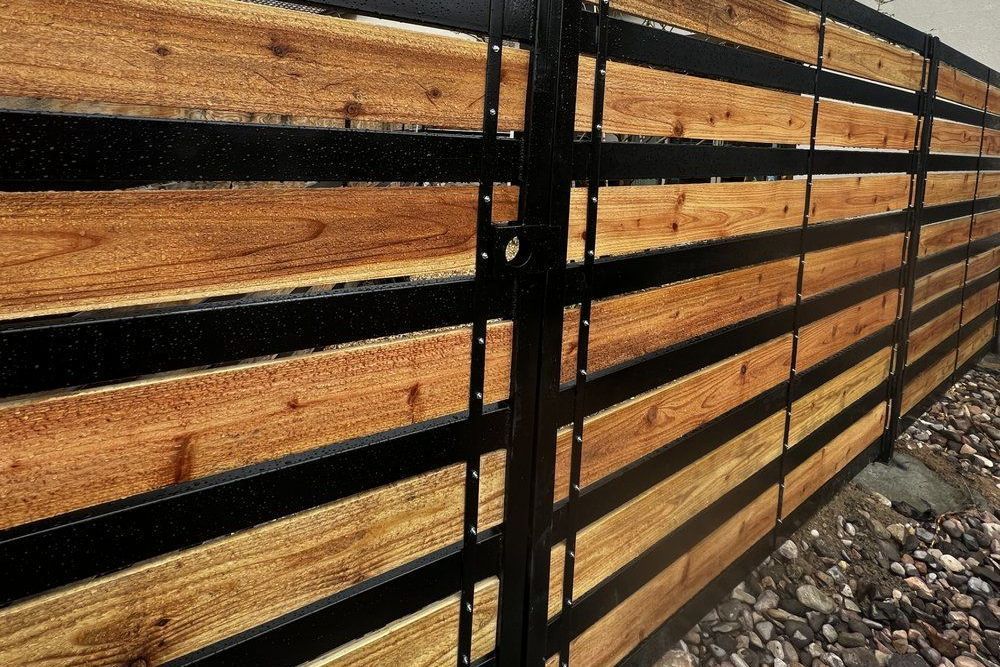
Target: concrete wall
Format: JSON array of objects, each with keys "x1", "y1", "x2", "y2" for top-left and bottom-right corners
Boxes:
[{"x1": 857, "y1": 0, "x2": 999, "y2": 69}]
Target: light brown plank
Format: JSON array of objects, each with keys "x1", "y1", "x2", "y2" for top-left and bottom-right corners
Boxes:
[
  {"x1": 796, "y1": 290, "x2": 899, "y2": 371},
  {"x1": 962, "y1": 279, "x2": 1000, "y2": 326},
  {"x1": 0, "y1": 0, "x2": 529, "y2": 130},
  {"x1": 0, "y1": 453, "x2": 506, "y2": 667},
  {"x1": 912, "y1": 260, "x2": 965, "y2": 311},
  {"x1": 560, "y1": 258, "x2": 799, "y2": 381},
  {"x1": 991, "y1": 88, "x2": 1000, "y2": 117},
  {"x1": 789, "y1": 347, "x2": 892, "y2": 446},
  {"x1": 985, "y1": 129, "x2": 1000, "y2": 157},
  {"x1": 924, "y1": 172, "x2": 979, "y2": 206},
  {"x1": 967, "y1": 247, "x2": 1000, "y2": 283},
  {"x1": 918, "y1": 216, "x2": 973, "y2": 258},
  {"x1": 554, "y1": 335, "x2": 793, "y2": 499},
  {"x1": 908, "y1": 304, "x2": 962, "y2": 364},
  {"x1": 959, "y1": 320, "x2": 997, "y2": 367},
  {"x1": 903, "y1": 349, "x2": 955, "y2": 413},
  {"x1": 567, "y1": 181, "x2": 807, "y2": 260},
  {"x1": 609, "y1": 0, "x2": 820, "y2": 63},
  {"x1": 816, "y1": 100, "x2": 917, "y2": 150},
  {"x1": 579, "y1": 57, "x2": 812, "y2": 142},
  {"x1": 931, "y1": 119, "x2": 984, "y2": 155},
  {"x1": 980, "y1": 173, "x2": 1000, "y2": 199},
  {"x1": 0, "y1": 323, "x2": 512, "y2": 530},
  {"x1": 0, "y1": 186, "x2": 520, "y2": 320},
  {"x1": 937, "y1": 65, "x2": 989, "y2": 110},
  {"x1": 565, "y1": 486, "x2": 779, "y2": 667},
  {"x1": 823, "y1": 21, "x2": 924, "y2": 90},
  {"x1": 801, "y1": 234, "x2": 905, "y2": 297},
  {"x1": 547, "y1": 412, "x2": 784, "y2": 617},
  {"x1": 312, "y1": 578, "x2": 498, "y2": 667},
  {"x1": 972, "y1": 210, "x2": 1000, "y2": 242},
  {"x1": 781, "y1": 404, "x2": 886, "y2": 518},
  {"x1": 809, "y1": 175, "x2": 912, "y2": 224}
]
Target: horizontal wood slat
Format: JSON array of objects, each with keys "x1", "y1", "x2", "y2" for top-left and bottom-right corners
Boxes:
[
  {"x1": 560, "y1": 258, "x2": 799, "y2": 381},
  {"x1": 962, "y1": 278, "x2": 1000, "y2": 326},
  {"x1": 967, "y1": 247, "x2": 1000, "y2": 284},
  {"x1": 986, "y1": 129, "x2": 1000, "y2": 157},
  {"x1": 554, "y1": 335, "x2": 793, "y2": 499},
  {"x1": 579, "y1": 57, "x2": 812, "y2": 142},
  {"x1": 936, "y1": 65, "x2": 989, "y2": 110},
  {"x1": 809, "y1": 175, "x2": 912, "y2": 223},
  {"x1": 547, "y1": 411, "x2": 784, "y2": 617},
  {"x1": 0, "y1": 453, "x2": 506, "y2": 666},
  {"x1": 912, "y1": 261, "x2": 966, "y2": 311},
  {"x1": 959, "y1": 319, "x2": 996, "y2": 366},
  {"x1": 908, "y1": 303, "x2": 962, "y2": 364},
  {"x1": 796, "y1": 290, "x2": 899, "y2": 371},
  {"x1": 924, "y1": 172, "x2": 979, "y2": 206},
  {"x1": 816, "y1": 101, "x2": 917, "y2": 150},
  {"x1": 0, "y1": 0, "x2": 529, "y2": 130},
  {"x1": 0, "y1": 186, "x2": 520, "y2": 320},
  {"x1": 789, "y1": 347, "x2": 892, "y2": 446},
  {"x1": 919, "y1": 216, "x2": 973, "y2": 258},
  {"x1": 801, "y1": 233, "x2": 905, "y2": 297},
  {"x1": 313, "y1": 578, "x2": 499, "y2": 667},
  {"x1": 931, "y1": 119, "x2": 984, "y2": 155},
  {"x1": 823, "y1": 21, "x2": 924, "y2": 91},
  {"x1": 0, "y1": 323, "x2": 512, "y2": 530},
  {"x1": 567, "y1": 181, "x2": 806, "y2": 260},
  {"x1": 972, "y1": 210, "x2": 1000, "y2": 242},
  {"x1": 980, "y1": 173, "x2": 1000, "y2": 199},
  {"x1": 781, "y1": 404, "x2": 886, "y2": 518},
  {"x1": 903, "y1": 347, "x2": 956, "y2": 413},
  {"x1": 564, "y1": 486, "x2": 779, "y2": 667},
  {"x1": 608, "y1": 0, "x2": 820, "y2": 63}
]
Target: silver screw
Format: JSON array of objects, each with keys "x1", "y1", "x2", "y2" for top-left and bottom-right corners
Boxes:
[
  {"x1": 587, "y1": 249, "x2": 595, "y2": 257},
  {"x1": 582, "y1": 319, "x2": 590, "y2": 327},
  {"x1": 579, "y1": 369, "x2": 587, "y2": 377},
  {"x1": 596, "y1": 123, "x2": 602, "y2": 131},
  {"x1": 489, "y1": 108, "x2": 497, "y2": 116},
  {"x1": 469, "y1": 525, "x2": 477, "y2": 536},
  {"x1": 575, "y1": 435, "x2": 583, "y2": 444},
  {"x1": 481, "y1": 251, "x2": 489, "y2": 260},
  {"x1": 466, "y1": 602, "x2": 473, "y2": 612},
  {"x1": 599, "y1": 68, "x2": 606, "y2": 76},
  {"x1": 573, "y1": 483, "x2": 581, "y2": 492},
  {"x1": 471, "y1": 470, "x2": 479, "y2": 479},
  {"x1": 492, "y1": 44, "x2": 500, "y2": 52},
  {"x1": 483, "y1": 194, "x2": 491, "y2": 203},
  {"x1": 591, "y1": 195, "x2": 598, "y2": 203},
  {"x1": 475, "y1": 391, "x2": 483, "y2": 400},
  {"x1": 477, "y1": 337, "x2": 485, "y2": 345},
  {"x1": 569, "y1": 550, "x2": 575, "y2": 559}
]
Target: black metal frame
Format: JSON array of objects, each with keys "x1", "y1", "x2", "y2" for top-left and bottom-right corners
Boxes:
[{"x1": 3, "y1": 0, "x2": 999, "y2": 665}]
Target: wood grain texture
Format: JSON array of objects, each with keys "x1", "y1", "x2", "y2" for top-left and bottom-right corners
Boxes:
[
  {"x1": 567, "y1": 181, "x2": 806, "y2": 261},
  {"x1": 912, "y1": 261, "x2": 965, "y2": 311},
  {"x1": 547, "y1": 412, "x2": 784, "y2": 617},
  {"x1": 931, "y1": 119, "x2": 984, "y2": 155},
  {"x1": 980, "y1": 173, "x2": 1000, "y2": 199},
  {"x1": 0, "y1": 323, "x2": 512, "y2": 530},
  {"x1": 789, "y1": 347, "x2": 892, "y2": 446},
  {"x1": 918, "y1": 216, "x2": 973, "y2": 258},
  {"x1": 564, "y1": 486, "x2": 779, "y2": 667},
  {"x1": 823, "y1": 21, "x2": 924, "y2": 91},
  {"x1": 908, "y1": 304, "x2": 962, "y2": 364},
  {"x1": 985, "y1": 129, "x2": 1000, "y2": 157},
  {"x1": 0, "y1": 453, "x2": 506, "y2": 667},
  {"x1": 924, "y1": 172, "x2": 979, "y2": 206},
  {"x1": 801, "y1": 234, "x2": 905, "y2": 297},
  {"x1": 991, "y1": 88, "x2": 1000, "y2": 117},
  {"x1": 560, "y1": 258, "x2": 799, "y2": 382},
  {"x1": 972, "y1": 210, "x2": 1000, "y2": 242},
  {"x1": 809, "y1": 175, "x2": 912, "y2": 224},
  {"x1": 903, "y1": 347, "x2": 956, "y2": 413},
  {"x1": 312, "y1": 578, "x2": 498, "y2": 666},
  {"x1": 959, "y1": 319, "x2": 997, "y2": 367},
  {"x1": 796, "y1": 290, "x2": 899, "y2": 372},
  {"x1": 579, "y1": 57, "x2": 812, "y2": 142},
  {"x1": 962, "y1": 278, "x2": 1000, "y2": 326},
  {"x1": 609, "y1": 0, "x2": 820, "y2": 63},
  {"x1": 816, "y1": 100, "x2": 917, "y2": 150},
  {"x1": 781, "y1": 404, "x2": 886, "y2": 518},
  {"x1": 0, "y1": 186, "x2": 520, "y2": 320},
  {"x1": 937, "y1": 65, "x2": 989, "y2": 110},
  {"x1": 0, "y1": 0, "x2": 529, "y2": 130},
  {"x1": 554, "y1": 335, "x2": 793, "y2": 499},
  {"x1": 967, "y1": 246, "x2": 1000, "y2": 283}
]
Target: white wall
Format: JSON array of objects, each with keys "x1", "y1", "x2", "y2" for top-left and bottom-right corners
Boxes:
[{"x1": 857, "y1": 0, "x2": 999, "y2": 69}]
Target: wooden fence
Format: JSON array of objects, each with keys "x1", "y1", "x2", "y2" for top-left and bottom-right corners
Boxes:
[{"x1": 0, "y1": 0, "x2": 998, "y2": 665}]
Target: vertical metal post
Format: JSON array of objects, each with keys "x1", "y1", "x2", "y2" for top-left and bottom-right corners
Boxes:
[
  {"x1": 496, "y1": 0, "x2": 580, "y2": 664},
  {"x1": 459, "y1": 2, "x2": 507, "y2": 665},
  {"x1": 555, "y1": 1, "x2": 608, "y2": 665},
  {"x1": 774, "y1": 0, "x2": 827, "y2": 531},
  {"x1": 883, "y1": 36, "x2": 940, "y2": 459}
]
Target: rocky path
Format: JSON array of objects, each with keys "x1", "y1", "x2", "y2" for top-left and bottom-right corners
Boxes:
[{"x1": 657, "y1": 359, "x2": 1000, "y2": 667}]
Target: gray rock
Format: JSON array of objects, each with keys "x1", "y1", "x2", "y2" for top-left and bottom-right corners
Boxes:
[
  {"x1": 797, "y1": 585, "x2": 836, "y2": 614},
  {"x1": 779, "y1": 540, "x2": 800, "y2": 561},
  {"x1": 654, "y1": 650, "x2": 697, "y2": 667}
]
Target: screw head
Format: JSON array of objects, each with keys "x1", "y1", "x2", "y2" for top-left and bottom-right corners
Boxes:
[
  {"x1": 481, "y1": 251, "x2": 489, "y2": 260},
  {"x1": 596, "y1": 123, "x2": 602, "y2": 131},
  {"x1": 575, "y1": 434, "x2": 583, "y2": 444},
  {"x1": 582, "y1": 319, "x2": 590, "y2": 327},
  {"x1": 599, "y1": 68, "x2": 606, "y2": 76},
  {"x1": 477, "y1": 336, "x2": 485, "y2": 345},
  {"x1": 489, "y1": 108, "x2": 496, "y2": 116},
  {"x1": 587, "y1": 249, "x2": 595, "y2": 257},
  {"x1": 492, "y1": 44, "x2": 500, "y2": 52},
  {"x1": 471, "y1": 469, "x2": 479, "y2": 479},
  {"x1": 469, "y1": 525, "x2": 477, "y2": 536},
  {"x1": 475, "y1": 391, "x2": 483, "y2": 400},
  {"x1": 483, "y1": 194, "x2": 491, "y2": 203},
  {"x1": 466, "y1": 601, "x2": 473, "y2": 612},
  {"x1": 591, "y1": 195, "x2": 598, "y2": 203}
]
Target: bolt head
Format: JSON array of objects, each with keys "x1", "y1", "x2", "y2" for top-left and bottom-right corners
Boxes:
[{"x1": 492, "y1": 44, "x2": 500, "y2": 52}]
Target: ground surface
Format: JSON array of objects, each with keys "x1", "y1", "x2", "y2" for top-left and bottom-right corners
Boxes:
[{"x1": 657, "y1": 357, "x2": 1000, "y2": 667}]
